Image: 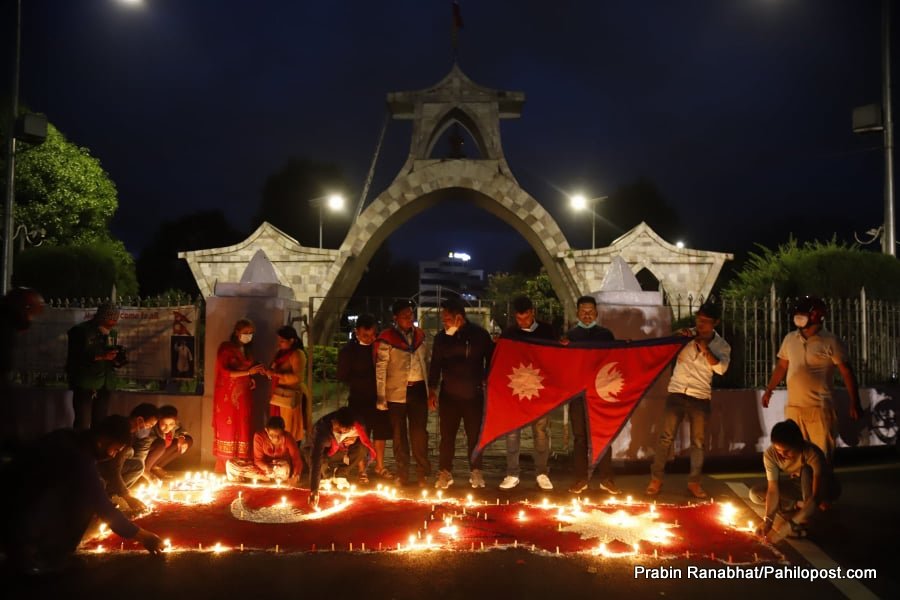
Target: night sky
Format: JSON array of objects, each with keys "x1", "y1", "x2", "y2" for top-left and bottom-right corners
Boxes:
[{"x1": 8, "y1": 0, "x2": 895, "y2": 275}]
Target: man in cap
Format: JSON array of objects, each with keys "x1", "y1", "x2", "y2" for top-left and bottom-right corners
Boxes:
[{"x1": 66, "y1": 302, "x2": 123, "y2": 431}]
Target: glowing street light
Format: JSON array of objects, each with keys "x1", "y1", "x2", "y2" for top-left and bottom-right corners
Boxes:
[
  {"x1": 311, "y1": 194, "x2": 345, "y2": 249},
  {"x1": 569, "y1": 193, "x2": 608, "y2": 250}
]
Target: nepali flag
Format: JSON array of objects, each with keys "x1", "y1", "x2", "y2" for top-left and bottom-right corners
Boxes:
[{"x1": 474, "y1": 336, "x2": 688, "y2": 465}]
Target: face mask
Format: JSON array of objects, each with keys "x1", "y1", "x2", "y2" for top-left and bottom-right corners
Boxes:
[
  {"x1": 239, "y1": 333, "x2": 253, "y2": 344},
  {"x1": 521, "y1": 321, "x2": 538, "y2": 333},
  {"x1": 358, "y1": 339, "x2": 372, "y2": 346},
  {"x1": 445, "y1": 326, "x2": 459, "y2": 336},
  {"x1": 793, "y1": 315, "x2": 809, "y2": 329},
  {"x1": 98, "y1": 326, "x2": 111, "y2": 335},
  {"x1": 334, "y1": 429, "x2": 357, "y2": 444},
  {"x1": 577, "y1": 321, "x2": 596, "y2": 329}
]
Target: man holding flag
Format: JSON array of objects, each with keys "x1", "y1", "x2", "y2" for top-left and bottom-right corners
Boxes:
[
  {"x1": 482, "y1": 296, "x2": 687, "y2": 493},
  {"x1": 646, "y1": 302, "x2": 730, "y2": 499},
  {"x1": 499, "y1": 296, "x2": 558, "y2": 490}
]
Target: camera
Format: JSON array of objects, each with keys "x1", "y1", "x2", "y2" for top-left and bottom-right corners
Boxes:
[{"x1": 108, "y1": 345, "x2": 128, "y2": 368}]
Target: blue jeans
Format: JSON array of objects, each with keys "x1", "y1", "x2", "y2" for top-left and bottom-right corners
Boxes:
[
  {"x1": 506, "y1": 415, "x2": 550, "y2": 477},
  {"x1": 650, "y1": 393, "x2": 709, "y2": 483}
]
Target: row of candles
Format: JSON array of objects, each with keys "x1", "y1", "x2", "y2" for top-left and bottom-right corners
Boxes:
[{"x1": 99, "y1": 472, "x2": 760, "y2": 557}]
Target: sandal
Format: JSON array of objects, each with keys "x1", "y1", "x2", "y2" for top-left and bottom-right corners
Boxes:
[
  {"x1": 374, "y1": 467, "x2": 394, "y2": 480},
  {"x1": 357, "y1": 472, "x2": 370, "y2": 484}
]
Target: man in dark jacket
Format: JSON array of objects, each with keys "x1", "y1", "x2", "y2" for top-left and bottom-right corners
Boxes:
[
  {"x1": 0, "y1": 415, "x2": 162, "y2": 573},
  {"x1": 429, "y1": 298, "x2": 494, "y2": 489},
  {"x1": 66, "y1": 303, "x2": 123, "y2": 431},
  {"x1": 336, "y1": 314, "x2": 391, "y2": 479},
  {"x1": 564, "y1": 295, "x2": 621, "y2": 495},
  {"x1": 0, "y1": 287, "x2": 44, "y2": 450},
  {"x1": 500, "y1": 296, "x2": 558, "y2": 491}
]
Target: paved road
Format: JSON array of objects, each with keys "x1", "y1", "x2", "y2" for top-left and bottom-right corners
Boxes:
[{"x1": 5, "y1": 449, "x2": 897, "y2": 599}]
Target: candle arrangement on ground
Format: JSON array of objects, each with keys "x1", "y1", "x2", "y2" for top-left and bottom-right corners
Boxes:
[{"x1": 82, "y1": 482, "x2": 782, "y2": 563}]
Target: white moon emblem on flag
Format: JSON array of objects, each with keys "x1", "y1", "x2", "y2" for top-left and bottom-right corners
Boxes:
[
  {"x1": 507, "y1": 363, "x2": 545, "y2": 401},
  {"x1": 595, "y1": 362, "x2": 624, "y2": 402}
]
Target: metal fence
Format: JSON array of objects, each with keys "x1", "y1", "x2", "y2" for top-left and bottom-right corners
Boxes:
[
  {"x1": 14, "y1": 294, "x2": 205, "y2": 393},
  {"x1": 667, "y1": 287, "x2": 900, "y2": 388}
]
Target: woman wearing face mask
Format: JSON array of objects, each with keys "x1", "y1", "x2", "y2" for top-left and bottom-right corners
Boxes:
[
  {"x1": 265, "y1": 325, "x2": 310, "y2": 443},
  {"x1": 213, "y1": 319, "x2": 265, "y2": 473}
]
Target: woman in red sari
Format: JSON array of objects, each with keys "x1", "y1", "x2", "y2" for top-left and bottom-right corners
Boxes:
[{"x1": 213, "y1": 319, "x2": 265, "y2": 473}]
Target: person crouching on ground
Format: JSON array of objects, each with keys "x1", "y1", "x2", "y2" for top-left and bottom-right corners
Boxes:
[
  {"x1": 306, "y1": 407, "x2": 375, "y2": 508},
  {"x1": 750, "y1": 419, "x2": 840, "y2": 541},
  {"x1": 225, "y1": 416, "x2": 302, "y2": 487}
]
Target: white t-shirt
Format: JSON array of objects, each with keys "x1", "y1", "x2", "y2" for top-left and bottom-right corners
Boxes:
[{"x1": 777, "y1": 329, "x2": 847, "y2": 408}]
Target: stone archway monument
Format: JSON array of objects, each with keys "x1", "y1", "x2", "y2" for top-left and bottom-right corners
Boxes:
[
  {"x1": 182, "y1": 65, "x2": 732, "y2": 345},
  {"x1": 311, "y1": 64, "x2": 584, "y2": 342}
]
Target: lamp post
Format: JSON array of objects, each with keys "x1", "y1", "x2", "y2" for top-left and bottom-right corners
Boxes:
[
  {"x1": 2, "y1": 0, "x2": 22, "y2": 295},
  {"x1": 312, "y1": 194, "x2": 345, "y2": 249},
  {"x1": 569, "y1": 194, "x2": 607, "y2": 249},
  {"x1": 2, "y1": 0, "x2": 144, "y2": 294}
]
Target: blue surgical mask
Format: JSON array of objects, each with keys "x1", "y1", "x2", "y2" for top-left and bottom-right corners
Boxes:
[{"x1": 577, "y1": 321, "x2": 596, "y2": 329}]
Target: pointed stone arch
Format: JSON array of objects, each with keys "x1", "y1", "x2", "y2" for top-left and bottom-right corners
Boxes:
[
  {"x1": 311, "y1": 160, "x2": 584, "y2": 341},
  {"x1": 425, "y1": 106, "x2": 488, "y2": 158}
]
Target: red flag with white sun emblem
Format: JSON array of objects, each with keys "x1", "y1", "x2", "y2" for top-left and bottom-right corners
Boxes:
[{"x1": 475, "y1": 336, "x2": 687, "y2": 465}]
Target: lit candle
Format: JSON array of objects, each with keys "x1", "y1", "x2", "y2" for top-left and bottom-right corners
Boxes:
[
  {"x1": 214, "y1": 542, "x2": 223, "y2": 553},
  {"x1": 518, "y1": 510, "x2": 525, "y2": 521},
  {"x1": 542, "y1": 498, "x2": 549, "y2": 508},
  {"x1": 421, "y1": 490, "x2": 428, "y2": 499},
  {"x1": 280, "y1": 495, "x2": 287, "y2": 508},
  {"x1": 626, "y1": 495, "x2": 633, "y2": 505},
  {"x1": 95, "y1": 545, "x2": 105, "y2": 553},
  {"x1": 466, "y1": 494, "x2": 473, "y2": 504},
  {"x1": 437, "y1": 490, "x2": 443, "y2": 500},
  {"x1": 426, "y1": 534, "x2": 432, "y2": 545},
  {"x1": 275, "y1": 478, "x2": 282, "y2": 487}
]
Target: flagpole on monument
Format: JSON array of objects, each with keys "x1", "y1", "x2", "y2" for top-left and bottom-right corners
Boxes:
[{"x1": 451, "y1": 1, "x2": 463, "y2": 63}]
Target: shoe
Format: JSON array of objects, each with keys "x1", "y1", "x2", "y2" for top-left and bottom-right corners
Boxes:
[
  {"x1": 435, "y1": 470, "x2": 454, "y2": 489},
  {"x1": 499, "y1": 475, "x2": 520, "y2": 490},
  {"x1": 374, "y1": 467, "x2": 394, "y2": 480},
  {"x1": 687, "y1": 482, "x2": 708, "y2": 499},
  {"x1": 469, "y1": 469, "x2": 485, "y2": 488},
  {"x1": 568, "y1": 480, "x2": 589, "y2": 494},
  {"x1": 646, "y1": 478, "x2": 662, "y2": 496},
  {"x1": 536, "y1": 474, "x2": 553, "y2": 490},
  {"x1": 598, "y1": 479, "x2": 622, "y2": 495}
]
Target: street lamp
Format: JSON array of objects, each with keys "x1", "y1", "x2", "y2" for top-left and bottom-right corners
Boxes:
[
  {"x1": 311, "y1": 194, "x2": 345, "y2": 249},
  {"x1": 569, "y1": 194, "x2": 607, "y2": 250},
  {"x1": 3, "y1": 0, "x2": 144, "y2": 294}
]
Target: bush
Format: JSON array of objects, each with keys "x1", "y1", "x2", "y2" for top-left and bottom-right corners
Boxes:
[
  {"x1": 311, "y1": 345, "x2": 339, "y2": 381},
  {"x1": 13, "y1": 239, "x2": 138, "y2": 298},
  {"x1": 724, "y1": 238, "x2": 900, "y2": 300}
]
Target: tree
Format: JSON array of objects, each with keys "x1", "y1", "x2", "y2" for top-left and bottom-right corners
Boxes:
[
  {"x1": 13, "y1": 123, "x2": 118, "y2": 245},
  {"x1": 137, "y1": 210, "x2": 244, "y2": 296},
  {"x1": 252, "y1": 158, "x2": 349, "y2": 248},
  {"x1": 484, "y1": 270, "x2": 562, "y2": 329},
  {"x1": 6, "y1": 121, "x2": 138, "y2": 297},
  {"x1": 723, "y1": 238, "x2": 900, "y2": 300}
]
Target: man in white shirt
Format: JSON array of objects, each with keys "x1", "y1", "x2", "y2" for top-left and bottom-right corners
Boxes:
[
  {"x1": 761, "y1": 296, "x2": 862, "y2": 463},
  {"x1": 646, "y1": 302, "x2": 730, "y2": 499}
]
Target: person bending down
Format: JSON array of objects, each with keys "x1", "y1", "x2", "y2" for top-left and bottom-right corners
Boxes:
[
  {"x1": 306, "y1": 407, "x2": 375, "y2": 508},
  {"x1": 750, "y1": 419, "x2": 840, "y2": 541},
  {"x1": 0, "y1": 416, "x2": 162, "y2": 573}
]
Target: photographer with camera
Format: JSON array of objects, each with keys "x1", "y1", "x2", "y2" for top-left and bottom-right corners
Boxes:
[{"x1": 66, "y1": 303, "x2": 125, "y2": 431}]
